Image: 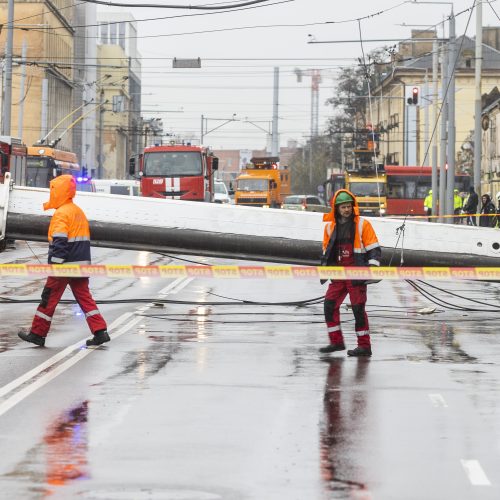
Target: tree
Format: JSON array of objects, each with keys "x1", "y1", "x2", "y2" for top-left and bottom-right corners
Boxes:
[{"x1": 324, "y1": 48, "x2": 392, "y2": 172}]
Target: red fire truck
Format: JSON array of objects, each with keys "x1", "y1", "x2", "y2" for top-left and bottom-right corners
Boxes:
[
  {"x1": 0, "y1": 136, "x2": 27, "y2": 186},
  {"x1": 129, "y1": 142, "x2": 219, "y2": 202}
]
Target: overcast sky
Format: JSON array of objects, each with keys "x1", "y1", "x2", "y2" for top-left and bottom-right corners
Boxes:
[{"x1": 97, "y1": 0, "x2": 500, "y2": 151}]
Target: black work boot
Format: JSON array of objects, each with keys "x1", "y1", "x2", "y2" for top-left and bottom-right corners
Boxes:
[
  {"x1": 18, "y1": 330, "x2": 45, "y2": 347},
  {"x1": 86, "y1": 329, "x2": 110, "y2": 347},
  {"x1": 347, "y1": 346, "x2": 372, "y2": 357},
  {"x1": 319, "y1": 343, "x2": 346, "y2": 354}
]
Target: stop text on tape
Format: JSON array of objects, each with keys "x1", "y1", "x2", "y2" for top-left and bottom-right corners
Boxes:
[{"x1": 0, "y1": 264, "x2": 499, "y2": 280}]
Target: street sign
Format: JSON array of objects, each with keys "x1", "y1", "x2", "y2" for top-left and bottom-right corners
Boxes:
[{"x1": 172, "y1": 58, "x2": 201, "y2": 68}]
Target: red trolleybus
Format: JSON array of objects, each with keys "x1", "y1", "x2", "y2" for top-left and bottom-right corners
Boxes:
[{"x1": 385, "y1": 165, "x2": 471, "y2": 216}]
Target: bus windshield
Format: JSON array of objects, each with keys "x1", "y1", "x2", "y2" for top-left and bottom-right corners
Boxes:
[
  {"x1": 143, "y1": 151, "x2": 202, "y2": 177},
  {"x1": 349, "y1": 182, "x2": 386, "y2": 197},
  {"x1": 26, "y1": 157, "x2": 53, "y2": 187},
  {"x1": 237, "y1": 178, "x2": 269, "y2": 191}
]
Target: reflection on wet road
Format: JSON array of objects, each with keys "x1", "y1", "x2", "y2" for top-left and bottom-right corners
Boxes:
[{"x1": 0, "y1": 245, "x2": 499, "y2": 499}]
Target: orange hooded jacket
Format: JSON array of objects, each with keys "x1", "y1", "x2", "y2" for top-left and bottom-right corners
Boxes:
[
  {"x1": 322, "y1": 189, "x2": 381, "y2": 267},
  {"x1": 44, "y1": 175, "x2": 91, "y2": 265}
]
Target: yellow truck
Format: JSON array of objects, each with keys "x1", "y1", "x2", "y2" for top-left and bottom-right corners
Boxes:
[
  {"x1": 234, "y1": 157, "x2": 291, "y2": 208},
  {"x1": 345, "y1": 168, "x2": 387, "y2": 216}
]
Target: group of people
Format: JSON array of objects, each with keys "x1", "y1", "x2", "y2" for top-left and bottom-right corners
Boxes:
[{"x1": 424, "y1": 186, "x2": 500, "y2": 227}]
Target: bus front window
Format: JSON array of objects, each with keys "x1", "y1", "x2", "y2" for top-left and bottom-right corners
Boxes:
[{"x1": 26, "y1": 157, "x2": 53, "y2": 188}]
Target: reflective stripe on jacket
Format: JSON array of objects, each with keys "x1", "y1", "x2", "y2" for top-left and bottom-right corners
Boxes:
[
  {"x1": 322, "y1": 189, "x2": 381, "y2": 267},
  {"x1": 44, "y1": 175, "x2": 92, "y2": 265}
]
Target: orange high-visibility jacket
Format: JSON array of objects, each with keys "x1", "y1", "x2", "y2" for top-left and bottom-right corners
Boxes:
[
  {"x1": 322, "y1": 189, "x2": 381, "y2": 267},
  {"x1": 43, "y1": 175, "x2": 91, "y2": 265}
]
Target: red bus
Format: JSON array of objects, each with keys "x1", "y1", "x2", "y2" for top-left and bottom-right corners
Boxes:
[{"x1": 385, "y1": 166, "x2": 471, "y2": 216}]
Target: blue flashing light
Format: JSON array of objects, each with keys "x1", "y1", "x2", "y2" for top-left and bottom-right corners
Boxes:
[{"x1": 77, "y1": 176, "x2": 83, "y2": 182}]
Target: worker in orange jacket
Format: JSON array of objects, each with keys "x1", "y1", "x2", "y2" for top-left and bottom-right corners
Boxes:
[
  {"x1": 320, "y1": 189, "x2": 381, "y2": 357},
  {"x1": 18, "y1": 175, "x2": 109, "y2": 347}
]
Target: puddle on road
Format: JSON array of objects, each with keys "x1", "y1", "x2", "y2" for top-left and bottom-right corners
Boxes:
[
  {"x1": 319, "y1": 357, "x2": 371, "y2": 497},
  {"x1": 2, "y1": 401, "x2": 89, "y2": 496},
  {"x1": 0, "y1": 330, "x2": 20, "y2": 353}
]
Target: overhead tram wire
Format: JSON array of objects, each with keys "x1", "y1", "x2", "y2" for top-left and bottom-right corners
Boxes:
[
  {"x1": 15, "y1": 0, "x2": 435, "y2": 42},
  {"x1": 79, "y1": 0, "x2": 275, "y2": 8}
]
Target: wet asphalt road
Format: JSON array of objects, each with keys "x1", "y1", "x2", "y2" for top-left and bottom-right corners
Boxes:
[{"x1": 0, "y1": 242, "x2": 499, "y2": 500}]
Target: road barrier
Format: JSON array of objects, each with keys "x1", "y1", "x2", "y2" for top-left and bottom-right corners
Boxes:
[{"x1": 0, "y1": 264, "x2": 499, "y2": 280}]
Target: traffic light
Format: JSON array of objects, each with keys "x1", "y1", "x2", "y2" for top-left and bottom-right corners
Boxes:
[{"x1": 407, "y1": 86, "x2": 419, "y2": 105}]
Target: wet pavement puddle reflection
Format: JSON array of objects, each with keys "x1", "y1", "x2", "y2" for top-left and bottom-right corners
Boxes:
[{"x1": 320, "y1": 357, "x2": 372, "y2": 498}]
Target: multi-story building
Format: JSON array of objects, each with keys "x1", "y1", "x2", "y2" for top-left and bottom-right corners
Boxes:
[
  {"x1": 72, "y1": 3, "x2": 98, "y2": 176},
  {"x1": 96, "y1": 12, "x2": 141, "y2": 179},
  {"x1": 0, "y1": 0, "x2": 75, "y2": 150},
  {"x1": 481, "y1": 88, "x2": 500, "y2": 198},
  {"x1": 369, "y1": 29, "x2": 500, "y2": 169}
]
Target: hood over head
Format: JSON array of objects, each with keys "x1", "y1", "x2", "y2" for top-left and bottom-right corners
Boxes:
[
  {"x1": 43, "y1": 175, "x2": 76, "y2": 211},
  {"x1": 323, "y1": 188, "x2": 359, "y2": 222}
]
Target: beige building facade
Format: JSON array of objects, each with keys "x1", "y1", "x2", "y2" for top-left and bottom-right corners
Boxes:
[
  {"x1": 96, "y1": 12, "x2": 141, "y2": 179},
  {"x1": 369, "y1": 31, "x2": 500, "y2": 173},
  {"x1": 481, "y1": 95, "x2": 500, "y2": 199},
  {"x1": 0, "y1": 1, "x2": 75, "y2": 150},
  {"x1": 96, "y1": 45, "x2": 130, "y2": 179}
]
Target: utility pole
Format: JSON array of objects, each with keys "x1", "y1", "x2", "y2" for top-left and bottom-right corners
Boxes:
[
  {"x1": 2, "y1": 0, "x2": 15, "y2": 136},
  {"x1": 439, "y1": 45, "x2": 449, "y2": 222},
  {"x1": 17, "y1": 39, "x2": 27, "y2": 139},
  {"x1": 474, "y1": 0, "x2": 483, "y2": 197},
  {"x1": 98, "y1": 88, "x2": 105, "y2": 179},
  {"x1": 446, "y1": 9, "x2": 456, "y2": 219},
  {"x1": 431, "y1": 40, "x2": 439, "y2": 218},
  {"x1": 271, "y1": 67, "x2": 279, "y2": 156}
]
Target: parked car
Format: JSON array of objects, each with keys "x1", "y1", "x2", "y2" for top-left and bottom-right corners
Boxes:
[
  {"x1": 282, "y1": 194, "x2": 329, "y2": 213},
  {"x1": 214, "y1": 180, "x2": 231, "y2": 203}
]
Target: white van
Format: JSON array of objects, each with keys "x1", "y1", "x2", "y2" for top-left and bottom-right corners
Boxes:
[{"x1": 91, "y1": 179, "x2": 140, "y2": 196}]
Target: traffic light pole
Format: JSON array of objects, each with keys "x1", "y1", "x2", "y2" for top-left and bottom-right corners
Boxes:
[{"x1": 473, "y1": 0, "x2": 483, "y2": 198}]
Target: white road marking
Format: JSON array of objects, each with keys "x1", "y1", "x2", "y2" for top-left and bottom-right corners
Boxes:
[
  {"x1": 0, "y1": 276, "x2": 193, "y2": 416},
  {"x1": 0, "y1": 312, "x2": 133, "y2": 400},
  {"x1": 460, "y1": 460, "x2": 491, "y2": 486},
  {"x1": 428, "y1": 393, "x2": 448, "y2": 408}
]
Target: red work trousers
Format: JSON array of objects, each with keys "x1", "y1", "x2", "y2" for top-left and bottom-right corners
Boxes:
[
  {"x1": 31, "y1": 277, "x2": 106, "y2": 338},
  {"x1": 324, "y1": 280, "x2": 370, "y2": 348}
]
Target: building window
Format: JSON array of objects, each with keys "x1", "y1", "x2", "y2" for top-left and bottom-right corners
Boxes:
[
  {"x1": 119, "y1": 22, "x2": 126, "y2": 50},
  {"x1": 100, "y1": 22, "x2": 108, "y2": 44},
  {"x1": 110, "y1": 22, "x2": 117, "y2": 44}
]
